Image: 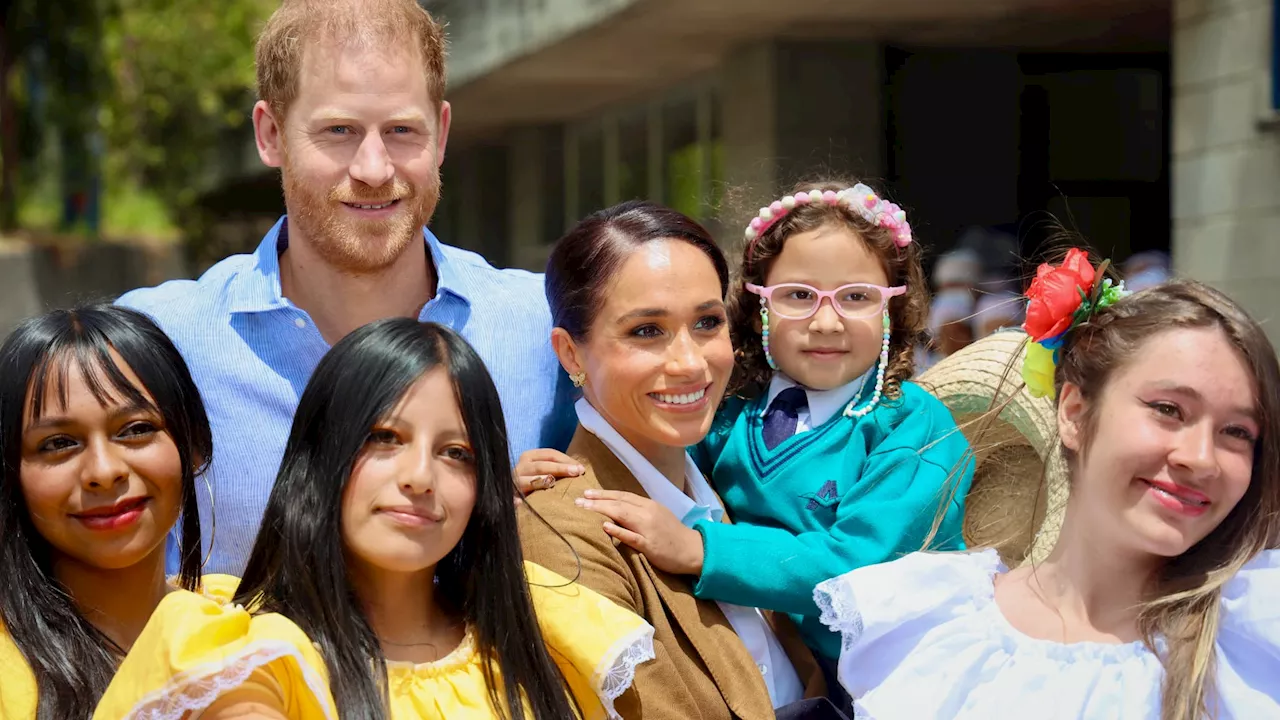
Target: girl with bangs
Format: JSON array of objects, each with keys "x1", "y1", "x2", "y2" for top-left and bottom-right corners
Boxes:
[
  {"x1": 96, "y1": 319, "x2": 654, "y2": 720},
  {"x1": 0, "y1": 305, "x2": 215, "y2": 719}
]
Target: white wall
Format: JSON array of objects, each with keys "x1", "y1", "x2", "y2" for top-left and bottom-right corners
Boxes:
[{"x1": 1173, "y1": 0, "x2": 1280, "y2": 338}]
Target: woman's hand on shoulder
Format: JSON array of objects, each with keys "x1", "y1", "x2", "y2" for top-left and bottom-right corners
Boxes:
[
  {"x1": 576, "y1": 489, "x2": 705, "y2": 576},
  {"x1": 515, "y1": 448, "x2": 584, "y2": 499}
]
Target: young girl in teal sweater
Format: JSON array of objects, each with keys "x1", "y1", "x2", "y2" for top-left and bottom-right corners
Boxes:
[{"x1": 519, "y1": 179, "x2": 974, "y2": 672}]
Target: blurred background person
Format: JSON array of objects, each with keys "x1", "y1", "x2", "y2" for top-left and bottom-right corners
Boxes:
[{"x1": 1122, "y1": 250, "x2": 1172, "y2": 292}]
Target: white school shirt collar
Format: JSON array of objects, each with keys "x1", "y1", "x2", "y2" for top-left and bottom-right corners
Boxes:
[
  {"x1": 763, "y1": 365, "x2": 875, "y2": 428},
  {"x1": 575, "y1": 398, "x2": 723, "y2": 527}
]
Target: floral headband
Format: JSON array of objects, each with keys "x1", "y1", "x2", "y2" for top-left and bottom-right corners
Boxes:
[
  {"x1": 744, "y1": 184, "x2": 913, "y2": 261},
  {"x1": 1021, "y1": 248, "x2": 1130, "y2": 400}
]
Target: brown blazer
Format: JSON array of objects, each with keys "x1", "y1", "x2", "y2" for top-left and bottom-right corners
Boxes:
[{"x1": 518, "y1": 427, "x2": 826, "y2": 720}]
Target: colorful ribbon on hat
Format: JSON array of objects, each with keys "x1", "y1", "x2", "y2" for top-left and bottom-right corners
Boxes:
[{"x1": 1021, "y1": 248, "x2": 1130, "y2": 400}]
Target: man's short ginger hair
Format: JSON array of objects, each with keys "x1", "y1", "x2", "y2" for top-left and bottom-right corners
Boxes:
[{"x1": 255, "y1": 0, "x2": 448, "y2": 119}]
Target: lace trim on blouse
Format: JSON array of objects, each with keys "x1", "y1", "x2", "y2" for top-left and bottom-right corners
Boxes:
[
  {"x1": 595, "y1": 622, "x2": 656, "y2": 720},
  {"x1": 119, "y1": 639, "x2": 335, "y2": 720}
]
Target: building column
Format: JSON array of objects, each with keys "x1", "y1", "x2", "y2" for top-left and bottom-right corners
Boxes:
[
  {"x1": 719, "y1": 41, "x2": 885, "y2": 231},
  {"x1": 505, "y1": 125, "x2": 564, "y2": 271},
  {"x1": 1173, "y1": 0, "x2": 1280, "y2": 340},
  {"x1": 720, "y1": 41, "x2": 781, "y2": 223},
  {"x1": 508, "y1": 127, "x2": 546, "y2": 270},
  {"x1": 774, "y1": 41, "x2": 885, "y2": 187},
  {"x1": 450, "y1": 150, "x2": 483, "y2": 254}
]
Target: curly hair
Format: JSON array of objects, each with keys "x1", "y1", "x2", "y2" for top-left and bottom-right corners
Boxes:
[{"x1": 726, "y1": 179, "x2": 929, "y2": 400}]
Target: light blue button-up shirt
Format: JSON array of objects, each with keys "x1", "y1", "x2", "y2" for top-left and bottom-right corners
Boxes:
[{"x1": 117, "y1": 218, "x2": 576, "y2": 576}]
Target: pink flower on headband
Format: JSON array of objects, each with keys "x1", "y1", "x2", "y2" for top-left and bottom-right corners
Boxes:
[
  {"x1": 743, "y1": 184, "x2": 914, "y2": 249},
  {"x1": 874, "y1": 200, "x2": 913, "y2": 248}
]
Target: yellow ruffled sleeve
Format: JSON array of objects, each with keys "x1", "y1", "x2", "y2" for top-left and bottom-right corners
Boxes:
[
  {"x1": 523, "y1": 561, "x2": 655, "y2": 720},
  {"x1": 93, "y1": 587, "x2": 337, "y2": 720},
  {"x1": 196, "y1": 573, "x2": 242, "y2": 604},
  {"x1": 383, "y1": 562, "x2": 653, "y2": 720},
  {"x1": 0, "y1": 576, "x2": 242, "y2": 720},
  {"x1": 0, "y1": 624, "x2": 37, "y2": 719}
]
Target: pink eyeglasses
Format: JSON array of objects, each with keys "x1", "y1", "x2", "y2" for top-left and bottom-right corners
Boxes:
[{"x1": 746, "y1": 282, "x2": 907, "y2": 320}]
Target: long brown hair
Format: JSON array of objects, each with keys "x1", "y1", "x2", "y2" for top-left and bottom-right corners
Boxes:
[
  {"x1": 1053, "y1": 279, "x2": 1280, "y2": 720},
  {"x1": 726, "y1": 179, "x2": 929, "y2": 399}
]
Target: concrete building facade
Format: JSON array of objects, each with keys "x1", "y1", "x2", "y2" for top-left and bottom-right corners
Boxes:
[
  {"x1": 186, "y1": 0, "x2": 1280, "y2": 337},
  {"x1": 426, "y1": 0, "x2": 1173, "y2": 283},
  {"x1": 1172, "y1": 0, "x2": 1280, "y2": 333}
]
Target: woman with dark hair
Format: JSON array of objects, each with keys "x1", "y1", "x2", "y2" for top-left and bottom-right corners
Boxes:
[
  {"x1": 97, "y1": 319, "x2": 653, "y2": 720},
  {"x1": 0, "y1": 305, "x2": 214, "y2": 719},
  {"x1": 518, "y1": 200, "x2": 831, "y2": 720}
]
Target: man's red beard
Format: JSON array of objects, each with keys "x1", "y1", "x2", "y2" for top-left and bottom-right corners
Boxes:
[{"x1": 281, "y1": 153, "x2": 440, "y2": 274}]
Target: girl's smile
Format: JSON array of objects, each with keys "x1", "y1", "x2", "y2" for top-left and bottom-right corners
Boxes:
[
  {"x1": 764, "y1": 226, "x2": 888, "y2": 391},
  {"x1": 71, "y1": 496, "x2": 153, "y2": 531}
]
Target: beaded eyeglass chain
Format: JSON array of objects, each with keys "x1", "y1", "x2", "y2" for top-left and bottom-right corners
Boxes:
[
  {"x1": 844, "y1": 310, "x2": 891, "y2": 419},
  {"x1": 760, "y1": 297, "x2": 778, "y2": 370},
  {"x1": 760, "y1": 304, "x2": 891, "y2": 419}
]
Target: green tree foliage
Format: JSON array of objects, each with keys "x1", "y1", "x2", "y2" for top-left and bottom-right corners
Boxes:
[
  {"x1": 100, "y1": 0, "x2": 272, "y2": 210},
  {"x1": 0, "y1": 0, "x2": 272, "y2": 234},
  {"x1": 1, "y1": 0, "x2": 110, "y2": 230}
]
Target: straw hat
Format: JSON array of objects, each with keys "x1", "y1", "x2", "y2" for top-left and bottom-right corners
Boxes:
[{"x1": 916, "y1": 329, "x2": 1068, "y2": 567}]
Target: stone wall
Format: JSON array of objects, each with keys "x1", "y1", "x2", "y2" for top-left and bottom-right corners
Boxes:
[
  {"x1": 1173, "y1": 0, "x2": 1280, "y2": 338},
  {"x1": 0, "y1": 241, "x2": 186, "y2": 337}
]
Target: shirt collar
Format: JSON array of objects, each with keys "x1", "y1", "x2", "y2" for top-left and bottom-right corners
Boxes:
[
  {"x1": 227, "y1": 217, "x2": 472, "y2": 314},
  {"x1": 227, "y1": 217, "x2": 290, "y2": 314},
  {"x1": 421, "y1": 226, "x2": 473, "y2": 308},
  {"x1": 764, "y1": 366, "x2": 875, "y2": 426},
  {"x1": 575, "y1": 398, "x2": 723, "y2": 527}
]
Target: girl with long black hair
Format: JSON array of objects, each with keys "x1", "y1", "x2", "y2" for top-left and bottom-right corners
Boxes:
[
  {"x1": 0, "y1": 305, "x2": 214, "y2": 719},
  {"x1": 99, "y1": 319, "x2": 653, "y2": 720}
]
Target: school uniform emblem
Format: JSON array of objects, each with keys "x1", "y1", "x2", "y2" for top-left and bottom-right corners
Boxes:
[{"x1": 803, "y1": 480, "x2": 839, "y2": 510}]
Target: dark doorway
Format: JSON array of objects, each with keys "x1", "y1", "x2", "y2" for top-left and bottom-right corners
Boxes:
[{"x1": 1017, "y1": 53, "x2": 1171, "y2": 265}]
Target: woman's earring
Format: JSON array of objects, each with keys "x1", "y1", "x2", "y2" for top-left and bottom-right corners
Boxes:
[
  {"x1": 760, "y1": 298, "x2": 778, "y2": 370},
  {"x1": 570, "y1": 371, "x2": 587, "y2": 388},
  {"x1": 201, "y1": 473, "x2": 216, "y2": 571}
]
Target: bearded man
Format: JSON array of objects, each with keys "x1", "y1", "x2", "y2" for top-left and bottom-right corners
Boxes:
[{"x1": 117, "y1": 0, "x2": 575, "y2": 575}]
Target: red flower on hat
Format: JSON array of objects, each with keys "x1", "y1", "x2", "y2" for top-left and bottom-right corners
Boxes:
[{"x1": 1023, "y1": 248, "x2": 1097, "y2": 342}]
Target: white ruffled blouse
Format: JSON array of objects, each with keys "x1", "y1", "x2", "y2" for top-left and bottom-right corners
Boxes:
[{"x1": 814, "y1": 549, "x2": 1280, "y2": 719}]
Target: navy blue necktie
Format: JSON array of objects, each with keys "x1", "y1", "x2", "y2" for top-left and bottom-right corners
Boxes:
[{"x1": 763, "y1": 387, "x2": 807, "y2": 450}]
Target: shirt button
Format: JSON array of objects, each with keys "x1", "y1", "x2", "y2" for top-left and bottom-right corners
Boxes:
[
  {"x1": 759, "y1": 664, "x2": 768, "y2": 676},
  {"x1": 294, "y1": 318, "x2": 306, "y2": 328}
]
